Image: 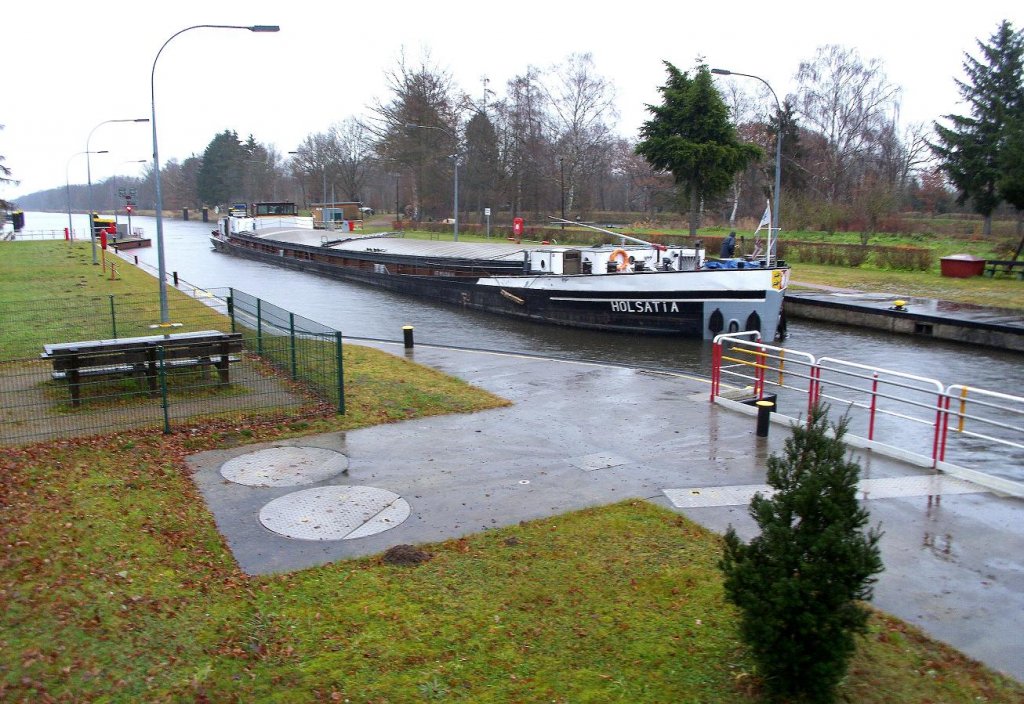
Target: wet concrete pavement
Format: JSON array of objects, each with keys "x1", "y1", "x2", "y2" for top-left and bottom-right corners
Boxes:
[{"x1": 187, "y1": 341, "x2": 1024, "y2": 682}]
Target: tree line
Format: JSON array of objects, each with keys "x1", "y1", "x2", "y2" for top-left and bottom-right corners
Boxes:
[{"x1": 13, "y1": 21, "x2": 1023, "y2": 239}]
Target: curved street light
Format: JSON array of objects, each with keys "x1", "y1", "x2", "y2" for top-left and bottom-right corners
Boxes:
[
  {"x1": 711, "y1": 67, "x2": 782, "y2": 262},
  {"x1": 406, "y1": 123, "x2": 460, "y2": 241},
  {"x1": 86, "y1": 118, "x2": 149, "y2": 264},
  {"x1": 151, "y1": 24, "x2": 280, "y2": 324},
  {"x1": 66, "y1": 150, "x2": 108, "y2": 241}
]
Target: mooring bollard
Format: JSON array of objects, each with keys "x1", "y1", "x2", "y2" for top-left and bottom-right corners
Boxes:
[
  {"x1": 755, "y1": 400, "x2": 774, "y2": 437},
  {"x1": 402, "y1": 325, "x2": 414, "y2": 349}
]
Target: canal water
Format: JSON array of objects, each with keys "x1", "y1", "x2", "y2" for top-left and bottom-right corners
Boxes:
[{"x1": 23, "y1": 212, "x2": 1024, "y2": 479}]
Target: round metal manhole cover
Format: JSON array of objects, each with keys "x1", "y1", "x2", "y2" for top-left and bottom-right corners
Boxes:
[
  {"x1": 259, "y1": 485, "x2": 411, "y2": 541},
  {"x1": 220, "y1": 446, "x2": 349, "y2": 487}
]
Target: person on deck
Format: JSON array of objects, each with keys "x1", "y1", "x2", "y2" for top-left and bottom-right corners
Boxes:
[{"x1": 720, "y1": 231, "x2": 736, "y2": 258}]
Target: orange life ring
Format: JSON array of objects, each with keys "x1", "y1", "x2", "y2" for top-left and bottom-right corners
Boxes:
[{"x1": 609, "y1": 248, "x2": 630, "y2": 272}]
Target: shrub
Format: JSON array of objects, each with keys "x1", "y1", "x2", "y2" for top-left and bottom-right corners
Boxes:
[
  {"x1": 719, "y1": 405, "x2": 884, "y2": 703},
  {"x1": 873, "y1": 246, "x2": 934, "y2": 271}
]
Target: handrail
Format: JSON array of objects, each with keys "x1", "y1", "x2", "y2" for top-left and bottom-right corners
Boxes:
[{"x1": 710, "y1": 334, "x2": 1024, "y2": 488}]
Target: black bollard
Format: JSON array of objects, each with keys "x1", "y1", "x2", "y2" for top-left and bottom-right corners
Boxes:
[
  {"x1": 402, "y1": 325, "x2": 414, "y2": 349},
  {"x1": 755, "y1": 400, "x2": 774, "y2": 437},
  {"x1": 173, "y1": 271, "x2": 179, "y2": 287}
]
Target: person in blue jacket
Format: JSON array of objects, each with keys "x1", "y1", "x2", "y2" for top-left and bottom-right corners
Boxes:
[{"x1": 720, "y1": 231, "x2": 736, "y2": 258}]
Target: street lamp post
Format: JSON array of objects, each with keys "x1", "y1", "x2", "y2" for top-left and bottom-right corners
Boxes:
[
  {"x1": 711, "y1": 67, "x2": 782, "y2": 262},
  {"x1": 66, "y1": 150, "x2": 108, "y2": 240},
  {"x1": 86, "y1": 118, "x2": 149, "y2": 264},
  {"x1": 559, "y1": 156, "x2": 566, "y2": 229},
  {"x1": 406, "y1": 123, "x2": 459, "y2": 241},
  {"x1": 285, "y1": 151, "x2": 301, "y2": 207},
  {"x1": 151, "y1": 24, "x2": 280, "y2": 324},
  {"x1": 395, "y1": 171, "x2": 401, "y2": 221},
  {"x1": 452, "y1": 154, "x2": 459, "y2": 241}
]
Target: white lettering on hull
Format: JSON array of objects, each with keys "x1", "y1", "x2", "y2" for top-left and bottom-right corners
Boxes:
[{"x1": 609, "y1": 300, "x2": 681, "y2": 313}]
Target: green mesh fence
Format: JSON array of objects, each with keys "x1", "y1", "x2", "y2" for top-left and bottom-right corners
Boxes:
[{"x1": 0, "y1": 289, "x2": 344, "y2": 445}]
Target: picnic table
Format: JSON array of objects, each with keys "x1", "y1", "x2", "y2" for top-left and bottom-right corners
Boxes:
[{"x1": 42, "y1": 330, "x2": 243, "y2": 406}]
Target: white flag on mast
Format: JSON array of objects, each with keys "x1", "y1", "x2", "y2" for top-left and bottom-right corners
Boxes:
[
  {"x1": 752, "y1": 200, "x2": 771, "y2": 257},
  {"x1": 755, "y1": 201, "x2": 771, "y2": 233}
]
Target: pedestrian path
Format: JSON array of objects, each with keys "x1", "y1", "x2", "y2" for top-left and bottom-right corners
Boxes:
[{"x1": 187, "y1": 341, "x2": 1024, "y2": 682}]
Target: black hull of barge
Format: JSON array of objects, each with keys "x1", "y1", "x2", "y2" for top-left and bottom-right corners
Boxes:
[{"x1": 211, "y1": 237, "x2": 714, "y2": 335}]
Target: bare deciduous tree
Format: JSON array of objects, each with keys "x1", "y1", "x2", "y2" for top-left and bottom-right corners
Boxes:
[
  {"x1": 795, "y1": 45, "x2": 902, "y2": 205},
  {"x1": 334, "y1": 118, "x2": 374, "y2": 202},
  {"x1": 495, "y1": 67, "x2": 551, "y2": 218},
  {"x1": 542, "y1": 52, "x2": 618, "y2": 215},
  {"x1": 367, "y1": 49, "x2": 461, "y2": 220}
]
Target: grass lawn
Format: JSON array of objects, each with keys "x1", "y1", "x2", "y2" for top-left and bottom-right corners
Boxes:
[
  {"x1": 2, "y1": 240, "x2": 1023, "y2": 701},
  {"x1": 787, "y1": 263, "x2": 1024, "y2": 309},
  {"x1": 3, "y1": 428, "x2": 1023, "y2": 702},
  {"x1": 0, "y1": 241, "x2": 230, "y2": 358}
]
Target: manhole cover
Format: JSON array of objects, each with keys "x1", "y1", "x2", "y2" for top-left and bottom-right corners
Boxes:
[
  {"x1": 220, "y1": 446, "x2": 349, "y2": 487},
  {"x1": 259, "y1": 485, "x2": 410, "y2": 541},
  {"x1": 568, "y1": 452, "x2": 630, "y2": 472}
]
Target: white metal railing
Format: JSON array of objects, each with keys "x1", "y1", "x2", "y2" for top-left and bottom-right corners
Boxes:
[
  {"x1": 710, "y1": 331, "x2": 1024, "y2": 494},
  {"x1": 3, "y1": 229, "x2": 72, "y2": 240},
  {"x1": 251, "y1": 215, "x2": 315, "y2": 231}
]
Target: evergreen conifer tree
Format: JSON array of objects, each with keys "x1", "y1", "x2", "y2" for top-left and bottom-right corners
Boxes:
[
  {"x1": 636, "y1": 61, "x2": 762, "y2": 235},
  {"x1": 930, "y1": 20, "x2": 1024, "y2": 235},
  {"x1": 720, "y1": 405, "x2": 883, "y2": 703}
]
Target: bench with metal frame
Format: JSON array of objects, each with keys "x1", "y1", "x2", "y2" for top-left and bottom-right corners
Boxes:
[
  {"x1": 983, "y1": 259, "x2": 1024, "y2": 279},
  {"x1": 42, "y1": 330, "x2": 243, "y2": 407}
]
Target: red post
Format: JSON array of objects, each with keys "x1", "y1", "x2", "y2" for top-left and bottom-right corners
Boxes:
[
  {"x1": 808, "y1": 365, "x2": 821, "y2": 418},
  {"x1": 867, "y1": 373, "x2": 879, "y2": 440},
  {"x1": 935, "y1": 392, "x2": 951, "y2": 465},
  {"x1": 64, "y1": 227, "x2": 70, "y2": 241},
  {"x1": 710, "y1": 341, "x2": 722, "y2": 401},
  {"x1": 754, "y1": 345, "x2": 767, "y2": 399}
]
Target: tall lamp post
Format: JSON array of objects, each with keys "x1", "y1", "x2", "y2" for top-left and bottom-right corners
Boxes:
[
  {"x1": 67, "y1": 150, "x2": 108, "y2": 240},
  {"x1": 711, "y1": 68, "x2": 782, "y2": 261},
  {"x1": 86, "y1": 118, "x2": 149, "y2": 264},
  {"x1": 406, "y1": 123, "x2": 459, "y2": 241},
  {"x1": 559, "y1": 156, "x2": 566, "y2": 229},
  {"x1": 151, "y1": 24, "x2": 280, "y2": 324}
]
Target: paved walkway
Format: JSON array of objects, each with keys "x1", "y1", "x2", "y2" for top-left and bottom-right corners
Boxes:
[{"x1": 187, "y1": 341, "x2": 1024, "y2": 682}]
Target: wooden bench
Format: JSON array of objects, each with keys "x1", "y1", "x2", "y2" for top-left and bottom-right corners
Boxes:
[
  {"x1": 983, "y1": 260, "x2": 1024, "y2": 279},
  {"x1": 42, "y1": 330, "x2": 243, "y2": 407}
]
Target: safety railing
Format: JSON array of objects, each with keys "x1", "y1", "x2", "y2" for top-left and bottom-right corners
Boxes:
[
  {"x1": 710, "y1": 331, "x2": 1024, "y2": 495},
  {"x1": 2, "y1": 229, "x2": 74, "y2": 240}
]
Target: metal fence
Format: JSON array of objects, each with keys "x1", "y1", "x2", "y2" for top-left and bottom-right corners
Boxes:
[
  {"x1": 0, "y1": 289, "x2": 344, "y2": 445},
  {"x1": 3, "y1": 230, "x2": 72, "y2": 240},
  {"x1": 710, "y1": 331, "x2": 1024, "y2": 497}
]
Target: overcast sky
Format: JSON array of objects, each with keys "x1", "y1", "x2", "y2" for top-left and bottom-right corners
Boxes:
[{"x1": 2, "y1": 0, "x2": 1020, "y2": 201}]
